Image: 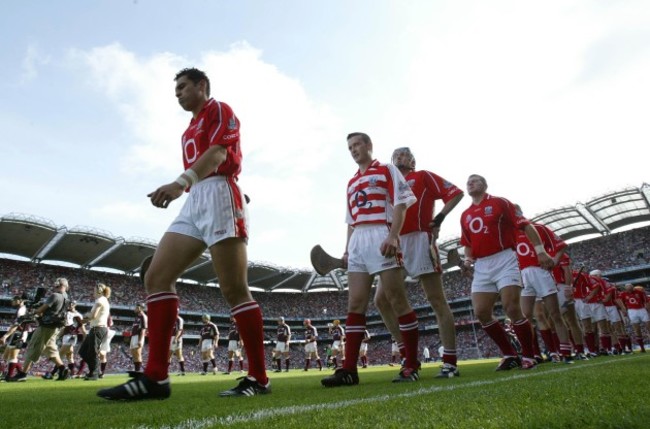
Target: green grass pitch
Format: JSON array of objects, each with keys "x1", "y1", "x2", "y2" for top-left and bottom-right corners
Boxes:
[{"x1": 2, "y1": 353, "x2": 649, "y2": 429}]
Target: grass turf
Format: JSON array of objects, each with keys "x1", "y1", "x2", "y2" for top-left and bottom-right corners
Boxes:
[{"x1": 2, "y1": 353, "x2": 649, "y2": 429}]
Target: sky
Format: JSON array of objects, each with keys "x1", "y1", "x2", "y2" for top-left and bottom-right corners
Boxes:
[{"x1": 1, "y1": 0, "x2": 649, "y2": 271}]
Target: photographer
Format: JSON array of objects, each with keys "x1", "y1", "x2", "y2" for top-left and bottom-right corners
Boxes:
[{"x1": 7, "y1": 278, "x2": 70, "y2": 382}]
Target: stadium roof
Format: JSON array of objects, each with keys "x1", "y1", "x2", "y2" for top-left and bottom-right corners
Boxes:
[{"x1": 1, "y1": 183, "x2": 649, "y2": 292}]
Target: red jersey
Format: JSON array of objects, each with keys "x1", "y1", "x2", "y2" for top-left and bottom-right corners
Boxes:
[
  {"x1": 572, "y1": 269, "x2": 590, "y2": 299},
  {"x1": 620, "y1": 289, "x2": 647, "y2": 310},
  {"x1": 515, "y1": 223, "x2": 567, "y2": 270},
  {"x1": 346, "y1": 160, "x2": 416, "y2": 226},
  {"x1": 585, "y1": 276, "x2": 605, "y2": 304},
  {"x1": 460, "y1": 194, "x2": 530, "y2": 259},
  {"x1": 601, "y1": 283, "x2": 618, "y2": 307},
  {"x1": 400, "y1": 170, "x2": 463, "y2": 234},
  {"x1": 552, "y1": 253, "x2": 571, "y2": 284},
  {"x1": 181, "y1": 98, "x2": 242, "y2": 179}
]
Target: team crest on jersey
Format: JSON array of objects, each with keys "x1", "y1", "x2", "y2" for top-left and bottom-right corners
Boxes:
[
  {"x1": 368, "y1": 177, "x2": 378, "y2": 187},
  {"x1": 484, "y1": 206, "x2": 493, "y2": 215},
  {"x1": 227, "y1": 117, "x2": 237, "y2": 130},
  {"x1": 465, "y1": 214, "x2": 472, "y2": 223}
]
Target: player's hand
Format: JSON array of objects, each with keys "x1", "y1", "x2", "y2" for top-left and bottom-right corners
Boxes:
[
  {"x1": 537, "y1": 252, "x2": 555, "y2": 270},
  {"x1": 461, "y1": 259, "x2": 474, "y2": 279},
  {"x1": 380, "y1": 236, "x2": 400, "y2": 258},
  {"x1": 148, "y1": 182, "x2": 185, "y2": 209},
  {"x1": 430, "y1": 225, "x2": 441, "y2": 240}
]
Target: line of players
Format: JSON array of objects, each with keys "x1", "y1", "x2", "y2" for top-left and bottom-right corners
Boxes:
[{"x1": 271, "y1": 317, "x2": 372, "y2": 372}]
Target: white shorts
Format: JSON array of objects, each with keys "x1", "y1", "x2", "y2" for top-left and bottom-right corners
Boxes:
[
  {"x1": 391, "y1": 343, "x2": 399, "y2": 354},
  {"x1": 201, "y1": 339, "x2": 214, "y2": 352},
  {"x1": 100, "y1": 329, "x2": 116, "y2": 353},
  {"x1": 168, "y1": 176, "x2": 249, "y2": 247},
  {"x1": 332, "y1": 341, "x2": 343, "y2": 352},
  {"x1": 628, "y1": 308, "x2": 650, "y2": 324},
  {"x1": 588, "y1": 303, "x2": 607, "y2": 322},
  {"x1": 347, "y1": 225, "x2": 403, "y2": 275},
  {"x1": 521, "y1": 266, "x2": 558, "y2": 298},
  {"x1": 228, "y1": 340, "x2": 240, "y2": 353},
  {"x1": 130, "y1": 335, "x2": 143, "y2": 350},
  {"x1": 305, "y1": 342, "x2": 317, "y2": 354},
  {"x1": 471, "y1": 249, "x2": 522, "y2": 293},
  {"x1": 274, "y1": 342, "x2": 289, "y2": 353},
  {"x1": 605, "y1": 306, "x2": 622, "y2": 323},
  {"x1": 62, "y1": 334, "x2": 78, "y2": 347},
  {"x1": 575, "y1": 299, "x2": 591, "y2": 320},
  {"x1": 170, "y1": 337, "x2": 183, "y2": 352},
  {"x1": 359, "y1": 343, "x2": 368, "y2": 353},
  {"x1": 400, "y1": 231, "x2": 441, "y2": 278},
  {"x1": 556, "y1": 284, "x2": 574, "y2": 312}
]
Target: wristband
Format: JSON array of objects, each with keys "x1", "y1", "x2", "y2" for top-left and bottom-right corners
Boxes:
[
  {"x1": 184, "y1": 168, "x2": 199, "y2": 186},
  {"x1": 174, "y1": 175, "x2": 190, "y2": 190},
  {"x1": 431, "y1": 212, "x2": 446, "y2": 228},
  {"x1": 534, "y1": 244, "x2": 545, "y2": 254}
]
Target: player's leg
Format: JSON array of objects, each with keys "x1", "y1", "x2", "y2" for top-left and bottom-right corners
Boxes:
[
  {"x1": 500, "y1": 285, "x2": 535, "y2": 366},
  {"x1": 211, "y1": 237, "x2": 269, "y2": 395},
  {"x1": 373, "y1": 284, "x2": 403, "y2": 353},
  {"x1": 542, "y1": 293, "x2": 572, "y2": 361},
  {"x1": 420, "y1": 272, "x2": 458, "y2": 374},
  {"x1": 98, "y1": 232, "x2": 204, "y2": 400}
]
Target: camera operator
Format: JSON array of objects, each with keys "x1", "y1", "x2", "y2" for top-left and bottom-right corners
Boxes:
[
  {"x1": 7, "y1": 278, "x2": 70, "y2": 382},
  {"x1": 78, "y1": 283, "x2": 111, "y2": 380}
]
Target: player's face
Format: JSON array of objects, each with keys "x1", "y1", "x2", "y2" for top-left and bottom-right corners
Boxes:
[
  {"x1": 175, "y1": 76, "x2": 204, "y2": 112},
  {"x1": 466, "y1": 175, "x2": 487, "y2": 196},
  {"x1": 348, "y1": 136, "x2": 371, "y2": 165}
]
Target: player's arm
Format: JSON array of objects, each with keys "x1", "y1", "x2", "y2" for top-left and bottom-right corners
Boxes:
[
  {"x1": 523, "y1": 224, "x2": 554, "y2": 269},
  {"x1": 584, "y1": 282, "x2": 600, "y2": 302},
  {"x1": 343, "y1": 225, "x2": 354, "y2": 266},
  {"x1": 381, "y1": 203, "x2": 407, "y2": 257},
  {"x1": 430, "y1": 192, "x2": 464, "y2": 239},
  {"x1": 0, "y1": 324, "x2": 18, "y2": 344}
]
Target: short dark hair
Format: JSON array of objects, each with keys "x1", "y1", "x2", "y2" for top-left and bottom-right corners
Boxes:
[
  {"x1": 175, "y1": 67, "x2": 211, "y2": 97},
  {"x1": 347, "y1": 132, "x2": 372, "y2": 145}
]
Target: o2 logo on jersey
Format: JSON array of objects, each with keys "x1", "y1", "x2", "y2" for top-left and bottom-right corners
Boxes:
[
  {"x1": 467, "y1": 216, "x2": 488, "y2": 234},
  {"x1": 183, "y1": 138, "x2": 198, "y2": 163},
  {"x1": 355, "y1": 190, "x2": 371, "y2": 208},
  {"x1": 516, "y1": 242, "x2": 532, "y2": 256}
]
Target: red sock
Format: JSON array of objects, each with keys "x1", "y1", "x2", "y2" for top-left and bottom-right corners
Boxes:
[
  {"x1": 575, "y1": 343, "x2": 585, "y2": 354},
  {"x1": 343, "y1": 313, "x2": 365, "y2": 372},
  {"x1": 143, "y1": 292, "x2": 179, "y2": 382},
  {"x1": 532, "y1": 329, "x2": 542, "y2": 356},
  {"x1": 559, "y1": 342, "x2": 572, "y2": 357},
  {"x1": 228, "y1": 361, "x2": 233, "y2": 372},
  {"x1": 512, "y1": 319, "x2": 535, "y2": 359},
  {"x1": 600, "y1": 335, "x2": 612, "y2": 352},
  {"x1": 552, "y1": 332, "x2": 561, "y2": 353},
  {"x1": 442, "y1": 349, "x2": 457, "y2": 367},
  {"x1": 232, "y1": 301, "x2": 267, "y2": 385},
  {"x1": 305, "y1": 358, "x2": 310, "y2": 369},
  {"x1": 398, "y1": 342, "x2": 406, "y2": 359},
  {"x1": 482, "y1": 320, "x2": 517, "y2": 356},
  {"x1": 636, "y1": 336, "x2": 646, "y2": 352},
  {"x1": 585, "y1": 332, "x2": 597, "y2": 353},
  {"x1": 398, "y1": 311, "x2": 419, "y2": 369},
  {"x1": 539, "y1": 329, "x2": 557, "y2": 354}
]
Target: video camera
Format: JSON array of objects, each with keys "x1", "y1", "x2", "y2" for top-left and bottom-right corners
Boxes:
[{"x1": 17, "y1": 286, "x2": 47, "y2": 324}]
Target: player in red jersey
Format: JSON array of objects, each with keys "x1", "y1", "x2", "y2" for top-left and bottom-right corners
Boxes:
[
  {"x1": 572, "y1": 268, "x2": 598, "y2": 356},
  {"x1": 585, "y1": 270, "x2": 612, "y2": 355},
  {"x1": 98, "y1": 68, "x2": 268, "y2": 401},
  {"x1": 602, "y1": 280, "x2": 630, "y2": 354},
  {"x1": 129, "y1": 303, "x2": 148, "y2": 373},
  {"x1": 515, "y1": 214, "x2": 573, "y2": 363},
  {"x1": 0, "y1": 296, "x2": 31, "y2": 380},
  {"x1": 460, "y1": 175, "x2": 553, "y2": 371},
  {"x1": 373, "y1": 147, "x2": 464, "y2": 378},
  {"x1": 551, "y1": 255, "x2": 588, "y2": 360},
  {"x1": 620, "y1": 284, "x2": 649, "y2": 352},
  {"x1": 321, "y1": 132, "x2": 420, "y2": 387}
]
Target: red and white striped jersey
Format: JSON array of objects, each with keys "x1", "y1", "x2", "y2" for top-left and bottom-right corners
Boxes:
[{"x1": 346, "y1": 160, "x2": 416, "y2": 226}]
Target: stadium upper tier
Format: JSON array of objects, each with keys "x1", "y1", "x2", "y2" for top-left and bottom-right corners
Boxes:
[{"x1": 1, "y1": 183, "x2": 649, "y2": 292}]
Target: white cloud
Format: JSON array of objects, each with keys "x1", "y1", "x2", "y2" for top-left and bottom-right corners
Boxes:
[{"x1": 21, "y1": 43, "x2": 50, "y2": 83}]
